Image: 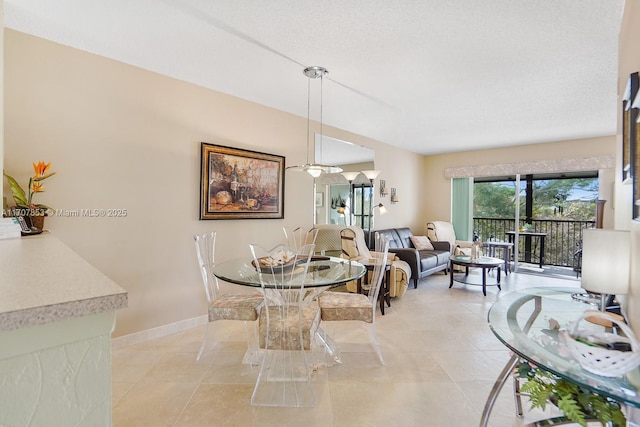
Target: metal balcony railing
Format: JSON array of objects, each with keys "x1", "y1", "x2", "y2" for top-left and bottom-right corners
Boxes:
[{"x1": 473, "y1": 217, "x2": 595, "y2": 268}]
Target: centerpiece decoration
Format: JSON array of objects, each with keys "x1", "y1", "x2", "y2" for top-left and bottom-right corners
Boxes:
[
  {"x1": 4, "y1": 161, "x2": 56, "y2": 230},
  {"x1": 516, "y1": 318, "x2": 626, "y2": 427},
  {"x1": 253, "y1": 249, "x2": 297, "y2": 273}
]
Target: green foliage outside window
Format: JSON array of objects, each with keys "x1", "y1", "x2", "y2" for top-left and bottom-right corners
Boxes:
[{"x1": 474, "y1": 178, "x2": 598, "y2": 221}]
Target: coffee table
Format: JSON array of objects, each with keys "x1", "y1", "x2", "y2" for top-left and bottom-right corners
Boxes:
[{"x1": 449, "y1": 255, "x2": 502, "y2": 296}]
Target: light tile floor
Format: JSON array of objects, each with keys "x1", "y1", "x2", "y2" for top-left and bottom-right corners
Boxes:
[{"x1": 112, "y1": 269, "x2": 579, "y2": 426}]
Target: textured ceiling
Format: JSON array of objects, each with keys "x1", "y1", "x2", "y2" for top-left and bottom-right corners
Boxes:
[{"x1": 3, "y1": 0, "x2": 625, "y2": 155}]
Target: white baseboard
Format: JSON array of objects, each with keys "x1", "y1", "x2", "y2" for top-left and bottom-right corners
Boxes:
[{"x1": 111, "y1": 315, "x2": 207, "y2": 349}]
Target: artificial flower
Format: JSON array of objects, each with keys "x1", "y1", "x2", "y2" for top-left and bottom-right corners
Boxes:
[{"x1": 4, "y1": 161, "x2": 56, "y2": 213}]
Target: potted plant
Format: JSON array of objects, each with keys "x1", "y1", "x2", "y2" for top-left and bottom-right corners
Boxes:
[
  {"x1": 4, "y1": 161, "x2": 56, "y2": 230},
  {"x1": 517, "y1": 361, "x2": 626, "y2": 426},
  {"x1": 516, "y1": 317, "x2": 626, "y2": 427}
]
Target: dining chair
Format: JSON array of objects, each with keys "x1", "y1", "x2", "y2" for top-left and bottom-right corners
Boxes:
[
  {"x1": 318, "y1": 232, "x2": 390, "y2": 365},
  {"x1": 282, "y1": 226, "x2": 318, "y2": 250},
  {"x1": 249, "y1": 242, "x2": 319, "y2": 407},
  {"x1": 193, "y1": 231, "x2": 264, "y2": 363}
]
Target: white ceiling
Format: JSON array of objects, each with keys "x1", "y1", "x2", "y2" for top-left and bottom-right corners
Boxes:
[{"x1": 3, "y1": 0, "x2": 625, "y2": 156}]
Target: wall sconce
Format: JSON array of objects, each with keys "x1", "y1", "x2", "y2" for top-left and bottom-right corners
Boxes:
[
  {"x1": 379, "y1": 180, "x2": 389, "y2": 197},
  {"x1": 390, "y1": 188, "x2": 399, "y2": 204}
]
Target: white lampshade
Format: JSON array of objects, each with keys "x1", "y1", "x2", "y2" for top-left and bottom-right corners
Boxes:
[
  {"x1": 361, "y1": 170, "x2": 381, "y2": 181},
  {"x1": 306, "y1": 166, "x2": 323, "y2": 178},
  {"x1": 581, "y1": 229, "x2": 630, "y2": 295},
  {"x1": 341, "y1": 171, "x2": 360, "y2": 182},
  {"x1": 375, "y1": 203, "x2": 388, "y2": 215}
]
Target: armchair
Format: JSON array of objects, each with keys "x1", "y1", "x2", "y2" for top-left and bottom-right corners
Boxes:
[
  {"x1": 339, "y1": 225, "x2": 411, "y2": 297},
  {"x1": 426, "y1": 221, "x2": 473, "y2": 257}
]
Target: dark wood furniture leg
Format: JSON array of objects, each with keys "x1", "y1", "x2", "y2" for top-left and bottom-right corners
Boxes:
[
  {"x1": 449, "y1": 260, "x2": 454, "y2": 288},
  {"x1": 482, "y1": 267, "x2": 487, "y2": 296}
]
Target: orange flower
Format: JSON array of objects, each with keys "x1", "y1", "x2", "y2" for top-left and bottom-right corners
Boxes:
[
  {"x1": 4, "y1": 161, "x2": 55, "y2": 211},
  {"x1": 31, "y1": 181, "x2": 44, "y2": 193},
  {"x1": 32, "y1": 161, "x2": 52, "y2": 178}
]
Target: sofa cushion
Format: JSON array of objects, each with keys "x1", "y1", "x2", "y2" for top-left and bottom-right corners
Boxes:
[
  {"x1": 410, "y1": 235, "x2": 434, "y2": 251},
  {"x1": 418, "y1": 251, "x2": 441, "y2": 271},
  {"x1": 374, "y1": 229, "x2": 403, "y2": 249},
  {"x1": 394, "y1": 227, "x2": 414, "y2": 249},
  {"x1": 434, "y1": 250, "x2": 451, "y2": 265}
]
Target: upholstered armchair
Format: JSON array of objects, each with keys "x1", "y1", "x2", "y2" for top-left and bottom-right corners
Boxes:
[
  {"x1": 340, "y1": 226, "x2": 411, "y2": 297},
  {"x1": 426, "y1": 221, "x2": 473, "y2": 257}
]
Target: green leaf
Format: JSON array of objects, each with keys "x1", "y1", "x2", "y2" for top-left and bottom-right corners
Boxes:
[
  {"x1": 3, "y1": 173, "x2": 28, "y2": 206},
  {"x1": 557, "y1": 395, "x2": 587, "y2": 427}
]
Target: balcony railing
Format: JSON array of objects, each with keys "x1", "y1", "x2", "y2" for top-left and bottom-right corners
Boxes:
[{"x1": 473, "y1": 217, "x2": 595, "y2": 268}]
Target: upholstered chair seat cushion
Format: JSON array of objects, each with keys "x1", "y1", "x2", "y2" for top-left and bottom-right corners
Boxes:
[
  {"x1": 319, "y1": 291, "x2": 373, "y2": 323},
  {"x1": 258, "y1": 302, "x2": 321, "y2": 350},
  {"x1": 209, "y1": 292, "x2": 264, "y2": 321}
]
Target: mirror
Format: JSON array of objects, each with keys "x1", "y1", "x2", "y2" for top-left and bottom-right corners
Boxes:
[{"x1": 313, "y1": 135, "x2": 375, "y2": 226}]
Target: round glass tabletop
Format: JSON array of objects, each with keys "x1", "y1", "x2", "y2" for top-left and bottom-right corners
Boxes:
[
  {"x1": 212, "y1": 256, "x2": 366, "y2": 288},
  {"x1": 488, "y1": 287, "x2": 640, "y2": 407}
]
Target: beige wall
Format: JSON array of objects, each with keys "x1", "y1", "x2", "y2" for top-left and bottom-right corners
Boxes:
[
  {"x1": 3, "y1": 30, "x2": 423, "y2": 337},
  {"x1": 617, "y1": 0, "x2": 640, "y2": 333},
  {"x1": 422, "y1": 136, "x2": 616, "y2": 227}
]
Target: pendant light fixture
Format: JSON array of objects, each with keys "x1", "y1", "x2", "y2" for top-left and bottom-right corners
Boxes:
[{"x1": 286, "y1": 66, "x2": 343, "y2": 177}]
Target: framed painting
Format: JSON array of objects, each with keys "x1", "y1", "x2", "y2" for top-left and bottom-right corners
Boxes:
[
  {"x1": 622, "y1": 72, "x2": 638, "y2": 183},
  {"x1": 315, "y1": 192, "x2": 324, "y2": 207},
  {"x1": 633, "y1": 89, "x2": 640, "y2": 220},
  {"x1": 200, "y1": 142, "x2": 285, "y2": 220}
]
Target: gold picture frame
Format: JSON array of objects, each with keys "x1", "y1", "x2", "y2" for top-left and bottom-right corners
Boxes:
[{"x1": 200, "y1": 142, "x2": 285, "y2": 220}]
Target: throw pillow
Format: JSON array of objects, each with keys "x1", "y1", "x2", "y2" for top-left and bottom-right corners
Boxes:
[{"x1": 410, "y1": 235, "x2": 434, "y2": 250}]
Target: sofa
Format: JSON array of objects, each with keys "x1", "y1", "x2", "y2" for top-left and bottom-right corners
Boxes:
[{"x1": 368, "y1": 227, "x2": 451, "y2": 288}]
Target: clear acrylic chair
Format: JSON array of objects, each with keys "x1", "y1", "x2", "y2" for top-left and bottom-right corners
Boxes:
[
  {"x1": 282, "y1": 226, "x2": 318, "y2": 250},
  {"x1": 318, "y1": 232, "x2": 389, "y2": 365},
  {"x1": 249, "y1": 242, "x2": 319, "y2": 407},
  {"x1": 193, "y1": 231, "x2": 264, "y2": 363}
]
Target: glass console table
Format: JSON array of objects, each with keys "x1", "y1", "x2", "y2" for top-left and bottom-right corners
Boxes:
[{"x1": 481, "y1": 287, "x2": 640, "y2": 426}]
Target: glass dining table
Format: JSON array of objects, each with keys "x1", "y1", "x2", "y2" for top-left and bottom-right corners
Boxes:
[{"x1": 212, "y1": 255, "x2": 367, "y2": 364}]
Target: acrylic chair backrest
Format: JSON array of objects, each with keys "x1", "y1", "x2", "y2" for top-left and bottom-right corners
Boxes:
[
  {"x1": 366, "y1": 232, "x2": 390, "y2": 308},
  {"x1": 249, "y1": 243, "x2": 315, "y2": 305},
  {"x1": 282, "y1": 226, "x2": 318, "y2": 251},
  {"x1": 193, "y1": 231, "x2": 219, "y2": 304}
]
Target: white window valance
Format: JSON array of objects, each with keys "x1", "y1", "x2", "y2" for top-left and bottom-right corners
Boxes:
[{"x1": 443, "y1": 155, "x2": 615, "y2": 179}]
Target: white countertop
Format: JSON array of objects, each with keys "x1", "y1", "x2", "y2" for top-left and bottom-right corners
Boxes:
[{"x1": 0, "y1": 233, "x2": 127, "y2": 331}]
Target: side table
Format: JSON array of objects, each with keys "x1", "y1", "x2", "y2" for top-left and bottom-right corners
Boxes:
[
  {"x1": 481, "y1": 287, "x2": 640, "y2": 427},
  {"x1": 484, "y1": 241, "x2": 513, "y2": 275}
]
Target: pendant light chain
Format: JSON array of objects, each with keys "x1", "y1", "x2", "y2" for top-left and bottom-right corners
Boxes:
[
  {"x1": 285, "y1": 66, "x2": 342, "y2": 176},
  {"x1": 306, "y1": 74, "x2": 311, "y2": 165}
]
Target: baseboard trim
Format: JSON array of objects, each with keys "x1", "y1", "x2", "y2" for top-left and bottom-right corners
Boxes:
[{"x1": 111, "y1": 315, "x2": 207, "y2": 349}]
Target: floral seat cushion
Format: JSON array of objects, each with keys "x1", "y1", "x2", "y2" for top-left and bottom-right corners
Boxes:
[
  {"x1": 258, "y1": 303, "x2": 321, "y2": 350},
  {"x1": 318, "y1": 291, "x2": 373, "y2": 323},
  {"x1": 209, "y1": 292, "x2": 264, "y2": 322}
]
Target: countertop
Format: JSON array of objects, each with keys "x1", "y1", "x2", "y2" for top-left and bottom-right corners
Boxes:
[{"x1": 0, "y1": 233, "x2": 127, "y2": 331}]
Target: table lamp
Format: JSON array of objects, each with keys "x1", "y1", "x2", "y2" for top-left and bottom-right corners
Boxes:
[{"x1": 580, "y1": 229, "x2": 630, "y2": 312}]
